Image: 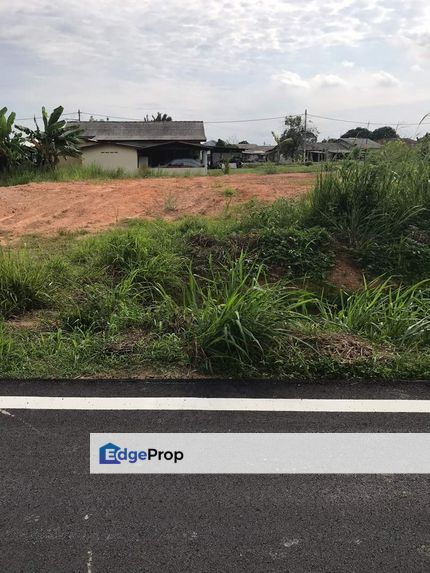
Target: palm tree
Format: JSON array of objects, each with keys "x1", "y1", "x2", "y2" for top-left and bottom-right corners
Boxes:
[
  {"x1": 17, "y1": 106, "x2": 82, "y2": 169},
  {"x1": 144, "y1": 112, "x2": 172, "y2": 122}
]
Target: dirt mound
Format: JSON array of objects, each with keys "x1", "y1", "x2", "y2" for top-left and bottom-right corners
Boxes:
[
  {"x1": 328, "y1": 251, "x2": 363, "y2": 291},
  {"x1": 0, "y1": 172, "x2": 315, "y2": 242}
]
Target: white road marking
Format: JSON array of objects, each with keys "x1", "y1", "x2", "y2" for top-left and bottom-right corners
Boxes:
[
  {"x1": 86, "y1": 549, "x2": 93, "y2": 573},
  {"x1": 0, "y1": 396, "x2": 430, "y2": 412}
]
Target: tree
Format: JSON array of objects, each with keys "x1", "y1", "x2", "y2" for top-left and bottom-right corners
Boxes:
[
  {"x1": 341, "y1": 127, "x2": 374, "y2": 139},
  {"x1": 275, "y1": 115, "x2": 318, "y2": 160},
  {"x1": 371, "y1": 126, "x2": 398, "y2": 141},
  {"x1": 0, "y1": 107, "x2": 25, "y2": 172},
  {"x1": 215, "y1": 139, "x2": 238, "y2": 148},
  {"x1": 16, "y1": 106, "x2": 82, "y2": 169},
  {"x1": 341, "y1": 126, "x2": 399, "y2": 141},
  {"x1": 144, "y1": 112, "x2": 172, "y2": 122}
]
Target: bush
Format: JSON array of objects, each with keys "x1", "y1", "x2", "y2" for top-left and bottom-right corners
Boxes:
[
  {"x1": 257, "y1": 226, "x2": 334, "y2": 279},
  {"x1": 358, "y1": 234, "x2": 430, "y2": 279}
]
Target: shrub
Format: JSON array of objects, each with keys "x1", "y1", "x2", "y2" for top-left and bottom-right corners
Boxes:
[
  {"x1": 257, "y1": 226, "x2": 334, "y2": 279},
  {"x1": 357, "y1": 234, "x2": 430, "y2": 279}
]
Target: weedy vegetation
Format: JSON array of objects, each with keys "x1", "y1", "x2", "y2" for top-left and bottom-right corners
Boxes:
[{"x1": 2, "y1": 140, "x2": 430, "y2": 379}]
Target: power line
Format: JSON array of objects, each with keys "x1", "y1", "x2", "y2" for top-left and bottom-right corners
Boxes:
[
  {"x1": 15, "y1": 112, "x2": 77, "y2": 121},
  {"x1": 308, "y1": 113, "x2": 430, "y2": 127},
  {"x1": 77, "y1": 111, "x2": 294, "y2": 123},
  {"x1": 15, "y1": 109, "x2": 430, "y2": 128},
  {"x1": 205, "y1": 115, "x2": 291, "y2": 124}
]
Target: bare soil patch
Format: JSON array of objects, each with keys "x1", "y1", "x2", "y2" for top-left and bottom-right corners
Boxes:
[
  {"x1": 328, "y1": 251, "x2": 363, "y2": 291},
  {"x1": 0, "y1": 172, "x2": 315, "y2": 242}
]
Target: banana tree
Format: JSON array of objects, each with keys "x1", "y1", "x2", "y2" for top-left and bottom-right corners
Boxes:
[
  {"x1": 0, "y1": 107, "x2": 25, "y2": 172},
  {"x1": 16, "y1": 106, "x2": 82, "y2": 169}
]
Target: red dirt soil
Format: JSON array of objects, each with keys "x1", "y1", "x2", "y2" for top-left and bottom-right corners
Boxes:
[{"x1": 0, "y1": 172, "x2": 315, "y2": 242}]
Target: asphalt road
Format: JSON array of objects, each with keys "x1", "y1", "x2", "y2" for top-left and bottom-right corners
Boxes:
[{"x1": 1, "y1": 378, "x2": 430, "y2": 572}]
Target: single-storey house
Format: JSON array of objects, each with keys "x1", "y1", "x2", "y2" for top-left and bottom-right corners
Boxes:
[
  {"x1": 239, "y1": 144, "x2": 275, "y2": 163},
  {"x1": 305, "y1": 138, "x2": 381, "y2": 162},
  {"x1": 68, "y1": 120, "x2": 208, "y2": 175},
  {"x1": 267, "y1": 137, "x2": 381, "y2": 163}
]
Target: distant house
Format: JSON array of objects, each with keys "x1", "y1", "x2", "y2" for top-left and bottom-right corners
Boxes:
[
  {"x1": 204, "y1": 141, "x2": 276, "y2": 167},
  {"x1": 205, "y1": 140, "x2": 242, "y2": 168},
  {"x1": 68, "y1": 120, "x2": 208, "y2": 175},
  {"x1": 305, "y1": 138, "x2": 381, "y2": 162},
  {"x1": 266, "y1": 137, "x2": 382, "y2": 163},
  {"x1": 238, "y1": 144, "x2": 275, "y2": 163}
]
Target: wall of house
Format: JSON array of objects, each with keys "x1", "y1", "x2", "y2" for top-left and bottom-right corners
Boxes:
[
  {"x1": 58, "y1": 156, "x2": 82, "y2": 167},
  {"x1": 82, "y1": 144, "x2": 138, "y2": 173}
]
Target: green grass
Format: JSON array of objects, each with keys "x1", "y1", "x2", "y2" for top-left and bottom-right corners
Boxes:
[
  {"x1": 0, "y1": 250, "x2": 53, "y2": 318},
  {"x1": 304, "y1": 159, "x2": 430, "y2": 278},
  {"x1": 319, "y1": 278, "x2": 430, "y2": 347},
  {"x1": 2, "y1": 150, "x2": 430, "y2": 378},
  {"x1": 208, "y1": 162, "x2": 325, "y2": 176},
  {"x1": 0, "y1": 161, "x2": 323, "y2": 186}
]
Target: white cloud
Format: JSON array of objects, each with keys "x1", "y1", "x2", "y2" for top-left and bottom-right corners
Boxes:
[
  {"x1": 312, "y1": 74, "x2": 347, "y2": 88},
  {"x1": 1, "y1": 0, "x2": 430, "y2": 142},
  {"x1": 372, "y1": 71, "x2": 401, "y2": 87},
  {"x1": 273, "y1": 71, "x2": 309, "y2": 88}
]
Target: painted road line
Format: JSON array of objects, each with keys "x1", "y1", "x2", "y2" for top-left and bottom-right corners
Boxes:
[{"x1": 1, "y1": 396, "x2": 430, "y2": 412}]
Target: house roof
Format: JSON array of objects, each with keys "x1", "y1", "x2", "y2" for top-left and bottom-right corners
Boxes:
[
  {"x1": 339, "y1": 138, "x2": 381, "y2": 149},
  {"x1": 242, "y1": 145, "x2": 275, "y2": 155},
  {"x1": 306, "y1": 141, "x2": 350, "y2": 154},
  {"x1": 70, "y1": 120, "x2": 206, "y2": 142}
]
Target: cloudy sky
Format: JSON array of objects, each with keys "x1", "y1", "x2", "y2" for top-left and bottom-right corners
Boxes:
[{"x1": 1, "y1": 0, "x2": 430, "y2": 142}]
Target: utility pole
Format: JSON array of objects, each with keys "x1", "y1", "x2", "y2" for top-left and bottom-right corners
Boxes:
[
  {"x1": 303, "y1": 108, "x2": 308, "y2": 163},
  {"x1": 78, "y1": 109, "x2": 81, "y2": 122}
]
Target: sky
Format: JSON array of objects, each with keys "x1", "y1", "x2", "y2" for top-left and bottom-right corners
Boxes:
[{"x1": 1, "y1": 0, "x2": 430, "y2": 143}]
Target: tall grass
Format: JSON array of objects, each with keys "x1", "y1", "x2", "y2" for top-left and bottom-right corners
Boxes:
[
  {"x1": 305, "y1": 160, "x2": 430, "y2": 277},
  {"x1": 72, "y1": 225, "x2": 185, "y2": 293},
  {"x1": 307, "y1": 162, "x2": 430, "y2": 246},
  {"x1": 0, "y1": 251, "x2": 51, "y2": 318},
  {"x1": 320, "y1": 278, "x2": 430, "y2": 346},
  {"x1": 0, "y1": 164, "x2": 130, "y2": 186},
  {"x1": 157, "y1": 254, "x2": 316, "y2": 372}
]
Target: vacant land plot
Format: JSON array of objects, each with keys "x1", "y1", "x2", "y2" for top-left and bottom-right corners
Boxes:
[{"x1": 0, "y1": 172, "x2": 315, "y2": 241}]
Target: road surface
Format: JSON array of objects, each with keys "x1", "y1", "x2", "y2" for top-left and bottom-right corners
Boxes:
[{"x1": 1, "y1": 378, "x2": 430, "y2": 572}]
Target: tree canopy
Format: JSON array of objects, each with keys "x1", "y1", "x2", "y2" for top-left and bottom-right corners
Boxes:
[
  {"x1": 341, "y1": 127, "x2": 374, "y2": 139},
  {"x1": 274, "y1": 115, "x2": 318, "y2": 160},
  {"x1": 144, "y1": 112, "x2": 172, "y2": 122},
  {"x1": 371, "y1": 126, "x2": 398, "y2": 140},
  {"x1": 16, "y1": 106, "x2": 82, "y2": 169},
  {"x1": 341, "y1": 126, "x2": 398, "y2": 141}
]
